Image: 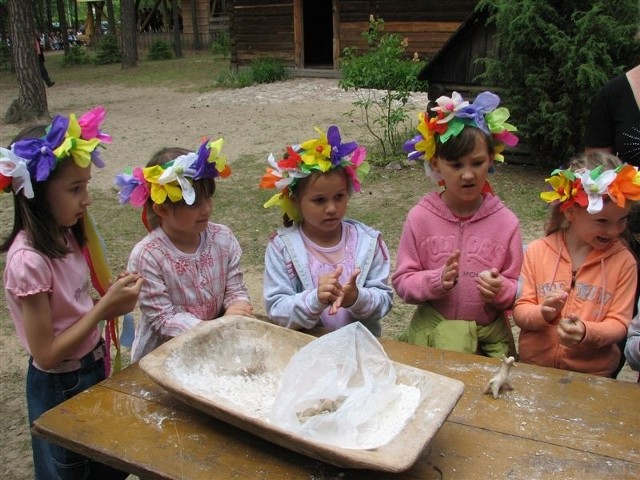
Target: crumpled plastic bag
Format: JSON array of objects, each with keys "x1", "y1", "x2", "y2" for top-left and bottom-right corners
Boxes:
[{"x1": 270, "y1": 322, "x2": 421, "y2": 449}]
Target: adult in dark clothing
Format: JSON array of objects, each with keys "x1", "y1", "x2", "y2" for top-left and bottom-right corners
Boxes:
[
  {"x1": 35, "y1": 38, "x2": 55, "y2": 87},
  {"x1": 584, "y1": 64, "x2": 640, "y2": 377}
]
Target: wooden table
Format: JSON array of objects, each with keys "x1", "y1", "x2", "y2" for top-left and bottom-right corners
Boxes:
[{"x1": 32, "y1": 337, "x2": 639, "y2": 479}]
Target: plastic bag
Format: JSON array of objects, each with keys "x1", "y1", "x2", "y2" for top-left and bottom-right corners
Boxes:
[{"x1": 270, "y1": 322, "x2": 420, "y2": 449}]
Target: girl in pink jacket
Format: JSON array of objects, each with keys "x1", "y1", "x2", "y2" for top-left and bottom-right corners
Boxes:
[
  {"x1": 394, "y1": 91, "x2": 523, "y2": 357},
  {"x1": 513, "y1": 153, "x2": 639, "y2": 377}
]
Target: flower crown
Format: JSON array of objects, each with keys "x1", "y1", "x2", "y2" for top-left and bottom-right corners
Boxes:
[
  {"x1": 258, "y1": 125, "x2": 369, "y2": 223},
  {"x1": 403, "y1": 91, "x2": 519, "y2": 177},
  {"x1": 115, "y1": 137, "x2": 230, "y2": 207},
  {"x1": 0, "y1": 106, "x2": 111, "y2": 198},
  {"x1": 541, "y1": 164, "x2": 640, "y2": 214}
]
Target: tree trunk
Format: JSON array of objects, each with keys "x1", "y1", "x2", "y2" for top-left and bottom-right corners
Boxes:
[
  {"x1": 121, "y1": 0, "x2": 138, "y2": 69},
  {"x1": 106, "y1": 0, "x2": 117, "y2": 35},
  {"x1": 191, "y1": 0, "x2": 201, "y2": 49},
  {"x1": 73, "y1": 0, "x2": 79, "y2": 32},
  {"x1": 5, "y1": 0, "x2": 49, "y2": 123},
  {"x1": 172, "y1": 0, "x2": 182, "y2": 58},
  {"x1": 56, "y1": 0, "x2": 70, "y2": 53}
]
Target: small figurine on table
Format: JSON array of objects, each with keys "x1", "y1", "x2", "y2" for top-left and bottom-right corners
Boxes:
[{"x1": 483, "y1": 355, "x2": 515, "y2": 399}]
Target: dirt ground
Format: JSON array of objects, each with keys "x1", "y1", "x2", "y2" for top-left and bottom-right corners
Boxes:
[{"x1": 0, "y1": 78, "x2": 636, "y2": 480}]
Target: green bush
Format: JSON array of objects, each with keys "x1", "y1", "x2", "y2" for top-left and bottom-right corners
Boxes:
[
  {"x1": 214, "y1": 57, "x2": 288, "y2": 88},
  {"x1": 249, "y1": 57, "x2": 288, "y2": 84},
  {"x1": 62, "y1": 44, "x2": 91, "y2": 67},
  {"x1": 340, "y1": 16, "x2": 425, "y2": 161},
  {"x1": 93, "y1": 34, "x2": 122, "y2": 65},
  {"x1": 214, "y1": 67, "x2": 254, "y2": 88},
  {"x1": 211, "y1": 31, "x2": 231, "y2": 57},
  {"x1": 147, "y1": 40, "x2": 173, "y2": 61},
  {"x1": 477, "y1": 0, "x2": 640, "y2": 166}
]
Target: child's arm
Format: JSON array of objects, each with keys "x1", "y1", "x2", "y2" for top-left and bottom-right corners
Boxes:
[
  {"x1": 572, "y1": 261, "x2": 637, "y2": 349},
  {"x1": 23, "y1": 273, "x2": 142, "y2": 370},
  {"x1": 512, "y1": 241, "x2": 558, "y2": 331},
  {"x1": 221, "y1": 233, "x2": 253, "y2": 315},
  {"x1": 477, "y1": 224, "x2": 524, "y2": 309},
  {"x1": 392, "y1": 214, "x2": 451, "y2": 303},
  {"x1": 263, "y1": 237, "x2": 327, "y2": 330},
  {"x1": 624, "y1": 303, "x2": 640, "y2": 371}
]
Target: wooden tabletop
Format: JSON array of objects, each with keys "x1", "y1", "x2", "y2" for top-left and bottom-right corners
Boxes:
[{"x1": 32, "y1": 337, "x2": 639, "y2": 479}]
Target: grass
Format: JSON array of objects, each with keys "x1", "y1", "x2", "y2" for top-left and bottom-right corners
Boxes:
[{"x1": 0, "y1": 48, "x2": 230, "y2": 93}]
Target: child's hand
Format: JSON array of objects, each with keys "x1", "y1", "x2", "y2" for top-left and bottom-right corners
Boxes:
[
  {"x1": 224, "y1": 301, "x2": 254, "y2": 317},
  {"x1": 329, "y1": 268, "x2": 361, "y2": 315},
  {"x1": 442, "y1": 250, "x2": 460, "y2": 290},
  {"x1": 541, "y1": 289, "x2": 568, "y2": 323},
  {"x1": 557, "y1": 313, "x2": 586, "y2": 347},
  {"x1": 317, "y1": 265, "x2": 344, "y2": 306},
  {"x1": 100, "y1": 272, "x2": 144, "y2": 319},
  {"x1": 476, "y1": 268, "x2": 502, "y2": 303}
]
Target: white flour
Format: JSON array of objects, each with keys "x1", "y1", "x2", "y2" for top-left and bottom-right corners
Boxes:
[{"x1": 171, "y1": 359, "x2": 421, "y2": 450}]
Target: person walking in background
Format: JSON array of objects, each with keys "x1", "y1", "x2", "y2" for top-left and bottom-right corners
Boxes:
[
  {"x1": 0, "y1": 107, "x2": 142, "y2": 479},
  {"x1": 259, "y1": 125, "x2": 393, "y2": 337},
  {"x1": 394, "y1": 91, "x2": 523, "y2": 357},
  {"x1": 115, "y1": 138, "x2": 253, "y2": 363},
  {"x1": 35, "y1": 36, "x2": 54, "y2": 87},
  {"x1": 513, "y1": 152, "x2": 639, "y2": 378}
]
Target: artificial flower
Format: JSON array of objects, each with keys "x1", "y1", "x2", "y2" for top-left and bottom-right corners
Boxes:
[
  {"x1": 0, "y1": 147, "x2": 34, "y2": 198},
  {"x1": 156, "y1": 153, "x2": 199, "y2": 205},
  {"x1": 433, "y1": 92, "x2": 469, "y2": 123},
  {"x1": 327, "y1": 125, "x2": 358, "y2": 166},
  {"x1": 456, "y1": 91, "x2": 500, "y2": 134},
  {"x1": 343, "y1": 145, "x2": 368, "y2": 192},
  {"x1": 579, "y1": 166, "x2": 617, "y2": 214},
  {"x1": 78, "y1": 106, "x2": 112, "y2": 144},
  {"x1": 114, "y1": 167, "x2": 149, "y2": 207},
  {"x1": 607, "y1": 164, "x2": 640, "y2": 208},
  {"x1": 12, "y1": 115, "x2": 69, "y2": 181},
  {"x1": 54, "y1": 113, "x2": 101, "y2": 168},
  {"x1": 260, "y1": 125, "x2": 369, "y2": 220},
  {"x1": 300, "y1": 128, "x2": 332, "y2": 172}
]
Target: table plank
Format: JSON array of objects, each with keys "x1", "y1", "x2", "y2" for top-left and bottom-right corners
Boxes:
[
  {"x1": 32, "y1": 381, "x2": 639, "y2": 480},
  {"x1": 379, "y1": 339, "x2": 640, "y2": 464},
  {"x1": 101, "y1": 343, "x2": 640, "y2": 466}
]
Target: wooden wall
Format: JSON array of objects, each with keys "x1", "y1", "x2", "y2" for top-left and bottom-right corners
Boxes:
[
  {"x1": 182, "y1": 0, "x2": 212, "y2": 36},
  {"x1": 230, "y1": 0, "x2": 296, "y2": 66},
  {"x1": 229, "y1": 0, "x2": 479, "y2": 68}
]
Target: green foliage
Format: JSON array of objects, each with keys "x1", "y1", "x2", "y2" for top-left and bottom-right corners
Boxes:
[
  {"x1": 93, "y1": 34, "x2": 122, "y2": 65},
  {"x1": 211, "y1": 31, "x2": 231, "y2": 57},
  {"x1": 477, "y1": 0, "x2": 640, "y2": 167},
  {"x1": 249, "y1": 57, "x2": 288, "y2": 84},
  {"x1": 214, "y1": 57, "x2": 288, "y2": 88},
  {"x1": 147, "y1": 40, "x2": 173, "y2": 61},
  {"x1": 339, "y1": 17, "x2": 425, "y2": 162},
  {"x1": 61, "y1": 44, "x2": 91, "y2": 67},
  {"x1": 214, "y1": 67, "x2": 254, "y2": 88}
]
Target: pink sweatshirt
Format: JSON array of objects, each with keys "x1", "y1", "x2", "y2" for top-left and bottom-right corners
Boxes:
[
  {"x1": 392, "y1": 192, "x2": 523, "y2": 325},
  {"x1": 513, "y1": 232, "x2": 636, "y2": 377}
]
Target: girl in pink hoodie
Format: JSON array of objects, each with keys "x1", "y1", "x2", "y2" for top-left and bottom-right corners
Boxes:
[
  {"x1": 513, "y1": 152, "x2": 639, "y2": 377},
  {"x1": 394, "y1": 91, "x2": 523, "y2": 357}
]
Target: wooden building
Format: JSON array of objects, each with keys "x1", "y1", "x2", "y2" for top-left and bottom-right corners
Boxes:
[
  {"x1": 228, "y1": 0, "x2": 479, "y2": 71},
  {"x1": 417, "y1": 8, "x2": 498, "y2": 91}
]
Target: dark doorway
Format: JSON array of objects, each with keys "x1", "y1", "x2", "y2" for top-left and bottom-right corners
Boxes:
[{"x1": 303, "y1": 0, "x2": 333, "y2": 67}]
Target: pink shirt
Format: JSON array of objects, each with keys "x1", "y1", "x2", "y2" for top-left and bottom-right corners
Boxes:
[
  {"x1": 301, "y1": 222, "x2": 357, "y2": 331},
  {"x1": 3, "y1": 231, "x2": 100, "y2": 370}
]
